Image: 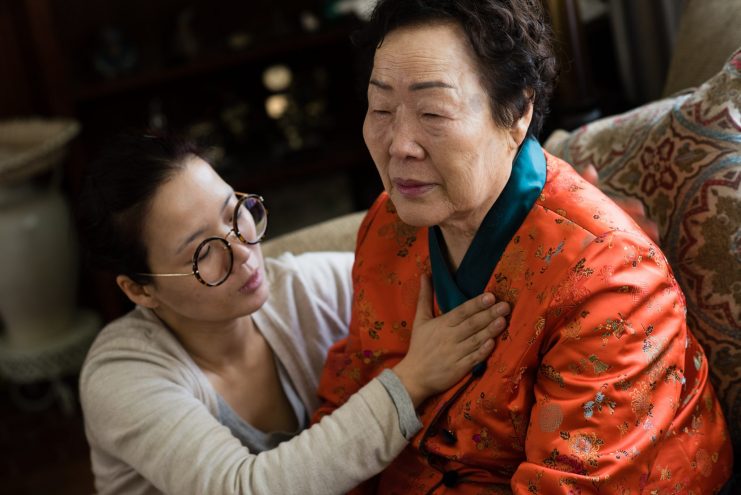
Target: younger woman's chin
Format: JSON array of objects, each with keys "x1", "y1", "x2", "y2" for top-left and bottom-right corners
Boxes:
[{"x1": 240, "y1": 281, "x2": 270, "y2": 314}]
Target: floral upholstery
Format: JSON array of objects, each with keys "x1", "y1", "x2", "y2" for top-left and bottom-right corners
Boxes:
[{"x1": 545, "y1": 47, "x2": 741, "y2": 451}]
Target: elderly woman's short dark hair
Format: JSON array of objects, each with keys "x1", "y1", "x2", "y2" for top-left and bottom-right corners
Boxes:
[{"x1": 354, "y1": 0, "x2": 558, "y2": 138}]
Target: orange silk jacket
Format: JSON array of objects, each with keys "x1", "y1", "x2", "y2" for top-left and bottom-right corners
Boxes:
[{"x1": 315, "y1": 151, "x2": 732, "y2": 494}]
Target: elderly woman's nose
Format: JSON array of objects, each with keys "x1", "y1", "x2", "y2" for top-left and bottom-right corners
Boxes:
[{"x1": 388, "y1": 118, "x2": 424, "y2": 159}]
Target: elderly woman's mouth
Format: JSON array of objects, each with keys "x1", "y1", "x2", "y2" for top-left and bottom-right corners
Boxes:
[{"x1": 393, "y1": 179, "x2": 436, "y2": 198}]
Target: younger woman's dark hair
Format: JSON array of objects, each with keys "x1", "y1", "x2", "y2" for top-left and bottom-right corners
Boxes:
[
  {"x1": 353, "y1": 0, "x2": 558, "y2": 138},
  {"x1": 78, "y1": 132, "x2": 202, "y2": 284}
]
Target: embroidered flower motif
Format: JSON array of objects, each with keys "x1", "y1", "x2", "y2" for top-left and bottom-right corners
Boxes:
[
  {"x1": 617, "y1": 422, "x2": 630, "y2": 437},
  {"x1": 660, "y1": 466, "x2": 672, "y2": 480},
  {"x1": 473, "y1": 428, "x2": 491, "y2": 450},
  {"x1": 622, "y1": 244, "x2": 643, "y2": 267},
  {"x1": 583, "y1": 390, "x2": 617, "y2": 419},
  {"x1": 630, "y1": 381, "x2": 654, "y2": 420},
  {"x1": 543, "y1": 448, "x2": 588, "y2": 475},
  {"x1": 588, "y1": 355, "x2": 611, "y2": 375},
  {"x1": 642, "y1": 333, "x2": 667, "y2": 363},
  {"x1": 594, "y1": 313, "x2": 633, "y2": 345},
  {"x1": 694, "y1": 449, "x2": 713, "y2": 477},
  {"x1": 568, "y1": 432, "x2": 603, "y2": 467},
  {"x1": 693, "y1": 351, "x2": 703, "y2": 370},
  {"x1": 390, "y1": 320, "x2": 411, "y2": 340},
  {"x1": 540, "y1": 364, "x2": 565, "y2": 388},
  {"x1": 377, "y1": 212, "x2": 418, "y2": 257},
  {"x1": 357, "y1": 349, "x2": 383, "y2": 365},
  {"x1": 664, "y1": 365, "x2": 685, "y2": 385},
  {"x1": 563, "y1": 320, "x2": 582, "y2": 341},
  {"x1": 538, "y1": 403, "x2": 564, "y2": 432}
]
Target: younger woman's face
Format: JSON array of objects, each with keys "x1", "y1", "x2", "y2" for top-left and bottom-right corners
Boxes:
[{"x1": 141, "y1": 155, "x2": 269, "y2": 323}]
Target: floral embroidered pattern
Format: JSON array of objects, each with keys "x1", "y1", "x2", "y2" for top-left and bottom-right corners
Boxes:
[{"x1": 583, "y1": 389, "x2": 617, "y2": 419}]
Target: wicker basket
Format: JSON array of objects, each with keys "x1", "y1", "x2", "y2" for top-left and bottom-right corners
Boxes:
[{"x1": 0, "y1": 118, "x2": 80, "y2": 186}]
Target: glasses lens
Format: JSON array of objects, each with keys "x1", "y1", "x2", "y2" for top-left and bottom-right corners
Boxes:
[
  {"x1": 194, "y1": 238, "x2": 232, "y2": 286},
  {"x1": 235, "y1": 195, "x2": 267, "y2": 243}
]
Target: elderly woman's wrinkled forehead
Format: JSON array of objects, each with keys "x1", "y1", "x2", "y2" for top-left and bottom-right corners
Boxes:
[{"x1": 369, "y1": 22, "x2": 494, "y2": 115}]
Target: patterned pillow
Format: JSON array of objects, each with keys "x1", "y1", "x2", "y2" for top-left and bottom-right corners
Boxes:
[{"x1": 545, "y1": 47, "x2": 741, "y2": 452}]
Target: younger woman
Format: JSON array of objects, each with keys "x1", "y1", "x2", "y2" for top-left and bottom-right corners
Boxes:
[{"x1": 77, "y1": 133, "x2": 510, "y2": 495}]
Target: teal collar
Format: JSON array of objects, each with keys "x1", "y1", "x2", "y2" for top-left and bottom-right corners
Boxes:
[{"x1": 429, "y1": 137, "x2": 546, "y2": 312}]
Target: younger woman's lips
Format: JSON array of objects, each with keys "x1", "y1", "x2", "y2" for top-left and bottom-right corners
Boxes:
[
  {"x1": 239, "y1": 268, "x2": 263, "y2": 293},
  {"x1": 393, "y1": 179, "x2": 435, "y2": 198}
]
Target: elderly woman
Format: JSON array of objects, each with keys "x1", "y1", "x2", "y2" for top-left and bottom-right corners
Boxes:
[{"x1": 315, "y1": 0, "x2": 733, "y2": 493}]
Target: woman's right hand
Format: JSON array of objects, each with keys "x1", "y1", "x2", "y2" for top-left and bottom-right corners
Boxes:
[{"x1": 392, "y1": 275, "x2": 510, "y2": 407}]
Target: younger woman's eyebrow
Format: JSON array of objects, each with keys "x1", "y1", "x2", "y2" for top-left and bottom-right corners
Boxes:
[{"x1": 175, "y1": 191, "x2": 233, "y2": 255}]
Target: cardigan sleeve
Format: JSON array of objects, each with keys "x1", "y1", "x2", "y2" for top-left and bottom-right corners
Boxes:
[
  {"x1": 509, "y1": 231, "x2": 728, "y2": 493},
  {"x1": 81, "y1": 344, "x2": 412, "y2": 495}
]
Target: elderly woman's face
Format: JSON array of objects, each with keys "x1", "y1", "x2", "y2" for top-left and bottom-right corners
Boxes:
[{"x1": 363, "y1": 22, "x2": 526, "y2": 232}]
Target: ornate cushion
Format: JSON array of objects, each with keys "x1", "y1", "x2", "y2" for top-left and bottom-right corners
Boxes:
[{"x1": 545, "y1": 47, "x2": 741, "y2": 451}]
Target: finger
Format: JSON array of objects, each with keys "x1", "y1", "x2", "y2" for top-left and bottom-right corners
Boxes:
[
  {"x1": 640, "y1": 219, "x2": 661, "y2": 244},
  {"x1": 493, "y1": 301, "x2": 511, "y2": 318},
  {"x1": 445, "y1": 292, "x2": 496, "y2": 327},
  {"x1": 459, "y1": 317, "x2": 505, "y2": 355},
  {"x1": 459, "y1": 338, "x2": 495, "y2": 369},
  {"x1": 489, "y1": 316, "x2": 508, "y2": 338},
  {"x1": 621, "y1": 198, "x2": 646, "y2": 217},
  {"x1": 413, "y1": 274, "x2": 434, "y2": 326},
  {"x1": 580, "y1": 164, "x2": 599, "y2": 185},
  {"x1": 453, "y1": 302, "x2": 510, "y2": 341}
]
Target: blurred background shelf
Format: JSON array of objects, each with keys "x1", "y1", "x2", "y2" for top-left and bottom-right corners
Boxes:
[{"x1": 73, "y1": 24, "x2": 358, "y2": 103}]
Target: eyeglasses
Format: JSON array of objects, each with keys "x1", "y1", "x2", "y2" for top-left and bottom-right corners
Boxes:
[{"x1": 137, "y1": 193, "x2": 267, "y2": 287}]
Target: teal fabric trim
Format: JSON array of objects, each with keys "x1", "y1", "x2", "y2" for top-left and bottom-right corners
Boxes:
[{"x1": 429, "y1": 137, "x2": 546, "y2": 312}]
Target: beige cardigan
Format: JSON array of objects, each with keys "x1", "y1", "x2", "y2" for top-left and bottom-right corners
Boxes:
[{"x1": 80, "y1": 252, "x2": 413, "y2": 495}]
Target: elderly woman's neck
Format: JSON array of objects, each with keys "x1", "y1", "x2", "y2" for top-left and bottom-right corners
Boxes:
[{"x1": 438, "y1": 223, "x2": 478, "y2": 271}]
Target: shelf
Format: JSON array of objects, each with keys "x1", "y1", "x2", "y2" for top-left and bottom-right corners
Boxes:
[
  {"x1": 73, "y1": 23, "x2": 357, "y2": 104},
  {"x1": 223, "y1": 143, "x2": 373, "y2": 193}
]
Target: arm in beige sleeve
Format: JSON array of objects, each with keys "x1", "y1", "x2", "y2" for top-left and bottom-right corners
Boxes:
[{"x1": 82, "y1": 354, "x2": 416, "y2": 495}]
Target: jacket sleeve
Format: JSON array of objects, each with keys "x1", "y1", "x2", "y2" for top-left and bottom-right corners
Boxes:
[
  {"x1": 509, "y1": 231, "x2": 721, "y2": 493},
  {"x1": 312, "y1": 196, "x2": 388, "y2": 424},
  {"x1": 81, "y1": 348, "x2": 410, "y2": 495}
]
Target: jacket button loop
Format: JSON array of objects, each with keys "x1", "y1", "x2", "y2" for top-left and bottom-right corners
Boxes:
[
  {"x1": 441, "y1": 429, "x2": 457, "y2": 445},
  {"x1": 442, "y1": 470, "x2": 460, "y2": 487},
  {"x1": 472, "y1": 361, "x2": 487, "y2": 377}
]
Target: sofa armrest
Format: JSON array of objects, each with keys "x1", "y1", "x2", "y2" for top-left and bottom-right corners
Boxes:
[{"x1": 261, "y1": 211, "x2": 365, "y2": 258}]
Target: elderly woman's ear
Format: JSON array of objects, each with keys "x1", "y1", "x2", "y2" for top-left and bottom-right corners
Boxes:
[{"x1": 508, "y1": 92, "x2": 534, "y2": 150}]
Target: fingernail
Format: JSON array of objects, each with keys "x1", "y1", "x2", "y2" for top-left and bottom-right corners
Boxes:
[{"x1": 482, "y1": 293, "x2": 494, "y2": 305}]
